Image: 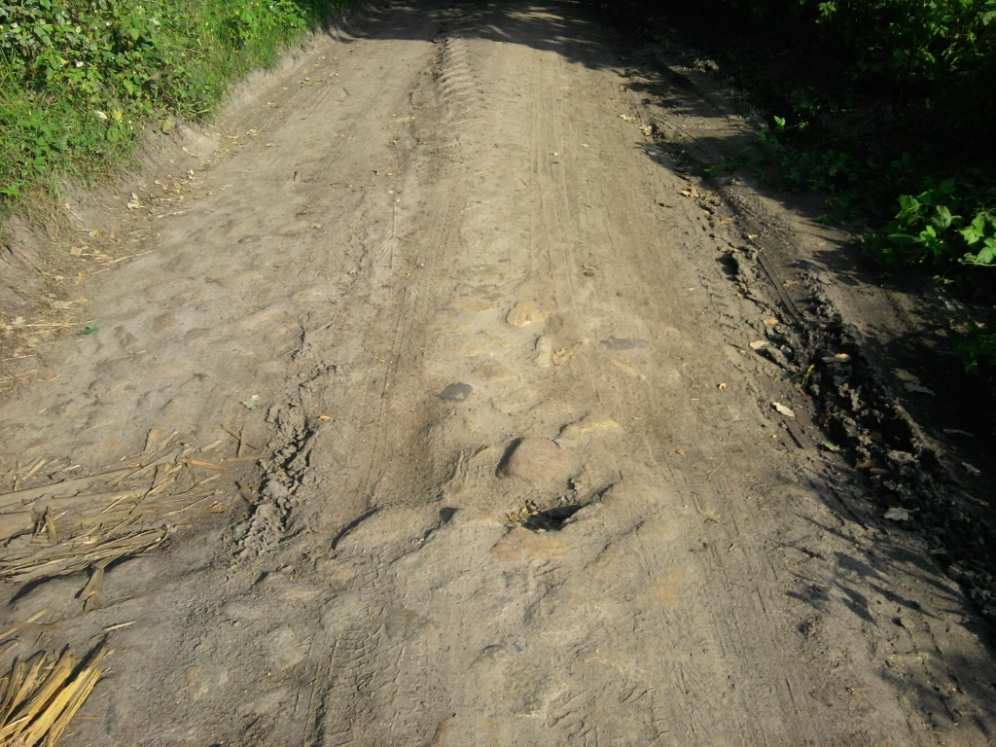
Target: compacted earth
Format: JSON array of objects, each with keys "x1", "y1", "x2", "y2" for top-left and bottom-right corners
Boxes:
[{"x1": 0, "y1": 1, "x2": 993, "y2": 745}]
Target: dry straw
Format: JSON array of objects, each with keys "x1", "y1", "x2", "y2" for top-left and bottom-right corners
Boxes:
[
  {"x1": 0, "y1": 427, "x2": 253, "y2": 592},
  {"x1": 0, "y1": 643, "x2": 109, "y2": 746}
]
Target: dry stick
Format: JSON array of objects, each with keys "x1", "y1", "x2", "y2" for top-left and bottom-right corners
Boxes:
[
  {"x1": 192, "y1": 474, "x2": 221, "y2": 490},
  {"x1": 2, "y1": 649, "x2": 76, "y2": 738},
  {"x1": 0, "y1": 528, "x2": 165, "y2": 583},
  {"x1": 0, "y1": 658, "x2": 29, "y2": 722},
  {"x1": 103, "y1": 621, "x2": 134, "y2": 633},
  {"x1": 0, "y1": 468, "x2": 134, "y2": 509},
  {"x1": 1, "y1": 489, "x2": 142, "y2": 521},
  {"x1": 89, "y1": 513, "x2": 142, "y2": 540},
  {"x1": 164, "y1": 493, "x2": 217, "y2": 517},
  {"x1": 21, "y1": 458, "x2": 47, "y2": 482},
  {"x1": 187, "y1": 459, "x2": 224, "y2": 472},
  {"x1": 158, "y1": 431, "x2": 179, "y2": 453},
  {"x1": 100, "y1": 490, "x2": 143, "y2": 515},
  {"x1": 111, "y1": 461, "x2": 157, "y2": 487},
  {"x1": 44, "y1": 667, "x2": 102, "y2": 744},
  {"x1": 20, "y1": 645, "x2": 108, "y2": 745},
  {"x1": 200, "y1": 438, "x2": 225, "y2": 454},
  {"x1": 0, "y1": 655, "x2": 45, "y2": 726},
  {"x1": 143, "y1": 464, "x2": 165, "y2": 502},
  {"x1": 145, "y1": 464, "x2": 183, "y2": 498},
  {"x1": 0, "y1": 490, "x2": 142, "y2": 536}
]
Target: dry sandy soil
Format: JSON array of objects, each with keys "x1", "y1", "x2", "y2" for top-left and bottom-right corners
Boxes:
[{"x1": 1, "y1": 1, "x2": 994, "y2": 745}]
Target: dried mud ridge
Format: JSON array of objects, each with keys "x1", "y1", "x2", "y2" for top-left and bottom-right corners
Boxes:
[
  {"x1": 727, "y1": 238, "x2": 996, "y2": 624},
  {"x1": 806, "y1": 296, "x2": 994, "y2": 618},
  {"x1": 654, "y1": 55, "x2": 996, "y2": 627},
  {"x1": 615, "y1": 14, "x2": 996, "y2": 627},
  {"x1": 1, "y1": 1, "x2": 995, "y2": 745}
]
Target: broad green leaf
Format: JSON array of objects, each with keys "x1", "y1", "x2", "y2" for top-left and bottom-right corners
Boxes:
[
  {"x1": 965, "y1": 246, "x2": 996, "y2": 266},
  {"x1": 896, "y1": 194, "x2": 921, "y2": 222},
  {"x1": 932, "y1": 205, "x2": 957, "y2": 229},
  {"x1": 960, "y1": 213, "x2": 988, "y2": 245}
]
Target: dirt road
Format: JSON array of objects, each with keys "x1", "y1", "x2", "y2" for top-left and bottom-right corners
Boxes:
[{"x1": 1, "y1": 2, "x2": 993, "y2": 745}]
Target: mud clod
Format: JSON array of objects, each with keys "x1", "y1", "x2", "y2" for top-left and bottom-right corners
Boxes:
[
  {"x1": 439, "y1": 382, "x2": 473, "y2": 401},
  {"x1": 533, "y1": 335, "x2": 554, "y2": 367},
  {"x1": 506, "y1": 301, "x2": 544, "y2": 328},
  {"x1": 498, "y1": 437, "x2": 575, "y2": 491}
]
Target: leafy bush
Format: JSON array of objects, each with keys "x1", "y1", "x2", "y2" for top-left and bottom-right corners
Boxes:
[
  {"x1": 602, "y1": 0, "x2": 996, "y2": 413},
  {"x1": 0, "y1": 0, "x2": 336, "y2": 202},
  {"x1": 690, "y1": 0, "x2": 996, "y2": 107},
  {"x1": 871, "y1": 180, "x2": 996, "y2": 267},
  {"x1": 870, "y1": 180, "x2": 996, "y2": 389}
]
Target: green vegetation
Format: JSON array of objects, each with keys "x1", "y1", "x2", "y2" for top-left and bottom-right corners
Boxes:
[
  {"x1": 0, "y1": 0, "x2": 342, "y2": 202},
  {"x1": 870, "y1": 179, "x2": 996, "y2": 268},
  {"x1": 613, "y1": 0, "x2": 996, "y2": 419}
]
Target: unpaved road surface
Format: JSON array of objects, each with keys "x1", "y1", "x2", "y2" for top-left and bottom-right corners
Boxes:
[{"x1": 1, "y1": 2, "x2": 994, "y2": 745}]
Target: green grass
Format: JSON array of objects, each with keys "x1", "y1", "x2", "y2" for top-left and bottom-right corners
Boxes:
[{"x1": 0, "y1": 0, "x2": 345, "y2": 204}]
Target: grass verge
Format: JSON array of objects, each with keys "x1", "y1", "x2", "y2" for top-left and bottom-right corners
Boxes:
[{"x1": 0, "y1": 0, "x2": 347, "y2": 206}]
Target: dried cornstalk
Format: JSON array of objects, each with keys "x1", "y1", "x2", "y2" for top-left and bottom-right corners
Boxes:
[
  {"x1": 0, "y1": 528, "x2": 167, "y2": 584},
  {"x1": 0, "y1": 643, "x2": 109, "y2": 746}
]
